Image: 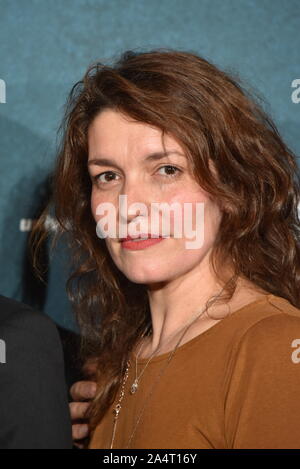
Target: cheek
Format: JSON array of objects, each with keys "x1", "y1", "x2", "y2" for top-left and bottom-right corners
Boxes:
[
  {"x1": 165, "y1": 190, "x2": 208, "y2": 235},
  {"x1": 90, "y1": 191, "x2": 108, "y2": 223},
  {"x1": 166, "y1": 190, "x2": 221, "y2": 251},
  {"x1": 90, "y1": 190, "x2": 98, "y2": 220}
]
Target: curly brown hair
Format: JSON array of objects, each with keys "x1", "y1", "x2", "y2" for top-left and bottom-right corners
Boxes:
[{"x1": 29, "y1": 47, "x2": 300, "y2": 432}]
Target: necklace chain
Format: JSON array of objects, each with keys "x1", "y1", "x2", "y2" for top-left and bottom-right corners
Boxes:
[
  {"x1": 130, "y1": 333, "x2": 158, "y2": 394},
  {"x1": 109, "y1": 287, "x2": 225, "y2": 449},
  {"x1": 130, "y1": 316, "x2": 197, "y2": 395}
]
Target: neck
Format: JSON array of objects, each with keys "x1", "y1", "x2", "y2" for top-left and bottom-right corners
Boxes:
[{"x1": 143, "y1": 255, "x2": 233, "y2": 355}]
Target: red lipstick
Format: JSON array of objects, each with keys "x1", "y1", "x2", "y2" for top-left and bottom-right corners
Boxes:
[{"x1": 120, "y1": 234, "x2": 168, "y2": 250}]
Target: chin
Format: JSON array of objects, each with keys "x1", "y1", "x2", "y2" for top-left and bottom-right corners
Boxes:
[{"x1": 121, "y1": 267, "x2": 171, "y2": 285}]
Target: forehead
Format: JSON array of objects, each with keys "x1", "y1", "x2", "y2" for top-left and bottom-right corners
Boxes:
[{"x1": 87, "y1": 109, "x2": 182, "y2": 154}]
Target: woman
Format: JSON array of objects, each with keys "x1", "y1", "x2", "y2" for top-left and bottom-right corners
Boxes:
[{"x1": 31, "y1": 48, "x2": 300, "y2": 449}]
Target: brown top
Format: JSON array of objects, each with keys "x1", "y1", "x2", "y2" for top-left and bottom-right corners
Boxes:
[{"x1": 88, "y1": 294, "x2": 300, "y2": 449}]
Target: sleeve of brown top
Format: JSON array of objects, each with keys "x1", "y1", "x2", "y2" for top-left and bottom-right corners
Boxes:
[{"x1": 224, "y1": 312, "x2": 300, "y2": 449}]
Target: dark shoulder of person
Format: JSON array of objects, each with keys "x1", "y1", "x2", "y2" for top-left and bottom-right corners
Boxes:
[{"x1": 0, "y1": 294, "x2": 73, "y2": 449}]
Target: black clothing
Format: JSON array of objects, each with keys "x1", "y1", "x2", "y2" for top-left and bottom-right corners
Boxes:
[{"x1": 0, "y1": 294, "x2": 72, "y2": 448}]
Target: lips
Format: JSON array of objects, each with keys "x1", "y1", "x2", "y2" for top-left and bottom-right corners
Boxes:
[
  {"x1": 119, "y1": 233, "x2": 164, "y2": 242},
  {"x1": 120, "y1": 235, "x2": 167, "y2": 250}
]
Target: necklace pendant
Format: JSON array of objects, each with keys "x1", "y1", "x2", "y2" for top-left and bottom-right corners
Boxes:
[{"x1": 130, "y1": 379, "x2": 139, "y2": 394}]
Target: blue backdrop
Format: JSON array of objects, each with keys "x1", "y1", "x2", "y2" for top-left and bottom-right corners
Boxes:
[{"x1": 0, "y1": 0, "x2": 299, "y2": 335}]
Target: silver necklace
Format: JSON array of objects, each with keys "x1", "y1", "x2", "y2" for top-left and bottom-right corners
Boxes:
[
  {"x1": 130, "y1": 305, "x2": 211, "y2": 394},
  {"x1": 110, "y1": 287, "x2": 225, "y2": 449}
]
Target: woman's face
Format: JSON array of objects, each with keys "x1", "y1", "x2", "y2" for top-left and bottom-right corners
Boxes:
[{"x1": 87, "y1": 109, "x2": 223, "y2": 285}]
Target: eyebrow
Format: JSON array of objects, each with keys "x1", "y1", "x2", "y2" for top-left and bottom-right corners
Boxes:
[{"x1": 87, "y1": 151, "x2": 185, "y2": 169}]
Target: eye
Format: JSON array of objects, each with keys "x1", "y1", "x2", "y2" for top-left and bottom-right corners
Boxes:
[
  {"x1": 91, "y1": 165, "x2": 182, "y2": 186},
  {"x1": 156, "y1": 165, "x2": 182, "y2": 178},
  {"x1": 92, "y1": 171, "x2": 120, "y2": 184}
]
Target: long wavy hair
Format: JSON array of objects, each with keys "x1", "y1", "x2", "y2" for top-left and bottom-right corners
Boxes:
[{"x1": 29, "y1": 47, "x2": 300, "y2": 432}]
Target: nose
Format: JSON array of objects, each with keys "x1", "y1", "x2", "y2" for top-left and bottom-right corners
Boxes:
[{"x1": 118, "y1": 179, "x2": 152, "y2": 233}]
